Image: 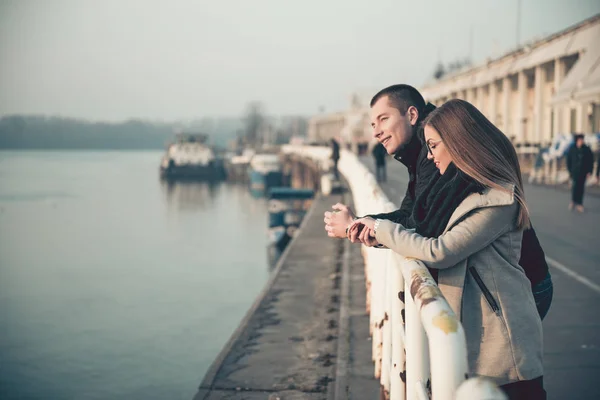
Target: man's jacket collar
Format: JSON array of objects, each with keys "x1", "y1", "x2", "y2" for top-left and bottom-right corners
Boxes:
[{"x1": 393, "y1": 133, "x2": 422, "y2": 168}]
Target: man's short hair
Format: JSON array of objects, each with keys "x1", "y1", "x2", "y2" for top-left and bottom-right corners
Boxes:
[
  {"x1": 370, "y1": 84, "x2": 426, "y2": 115},
  {"x1": 574, "y1": 133, "x2": 585, "y2": 141}
]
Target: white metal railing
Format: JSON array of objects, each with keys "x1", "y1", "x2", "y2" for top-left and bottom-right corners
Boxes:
[{"x1": 283, "y1": 144, "x2": 507, "y2": 400}]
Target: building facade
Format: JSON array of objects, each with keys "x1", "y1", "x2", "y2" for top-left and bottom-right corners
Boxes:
[{"x1": 420, "y1": 14, "x2": 600, "y2": 151}]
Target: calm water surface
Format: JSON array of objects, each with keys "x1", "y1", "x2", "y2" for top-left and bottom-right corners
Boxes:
[{"x1": 0, "y1": 151, "x2": 271, "y2": 399}]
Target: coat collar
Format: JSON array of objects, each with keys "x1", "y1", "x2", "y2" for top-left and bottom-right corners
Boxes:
[
  {"x1": 444, "y1": 185, "x2": 516, "y2": 233},
  {"x1": 393, "y1": 131, "x2": 422, "y2": 169}
]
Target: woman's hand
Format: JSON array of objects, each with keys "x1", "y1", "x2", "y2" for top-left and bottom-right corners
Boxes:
[{"x1": 348, "y1": 217, "x2": 378, "y2": 245}]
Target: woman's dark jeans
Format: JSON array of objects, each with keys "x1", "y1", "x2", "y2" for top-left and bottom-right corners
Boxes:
[{"x1": 533, "y1": 271, "x2": 553, "y2": 320}]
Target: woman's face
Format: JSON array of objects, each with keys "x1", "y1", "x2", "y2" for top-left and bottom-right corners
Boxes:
[{"x1": 424, "y1": 125, "x2": 452, "y2": 175}]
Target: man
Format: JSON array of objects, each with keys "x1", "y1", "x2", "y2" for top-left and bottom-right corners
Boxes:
[
  {"x1": 372, "y1": 142, "x2": 387, "y2": 182},
  {"x1": 566, "y1": 133, "x2": 594, "y2": 212},
  {"x1": 323, "y1": 84, "x2": 552, "y2": 319},
  {"x1": 596, "y1": 152, "x2": 600, "y2": 185},
  {"x1": 330, "y1": 138, "x2": 340, "y2": 180}
]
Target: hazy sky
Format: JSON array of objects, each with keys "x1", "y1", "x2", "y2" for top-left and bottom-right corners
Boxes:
[{"x1": 1, "y1": 0, "x2": 599, "y2": 122}]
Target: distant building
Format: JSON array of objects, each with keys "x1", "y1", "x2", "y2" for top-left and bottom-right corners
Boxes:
[
  {"x1": 420, "y1": 14, "x2": 600, "y2": 151},
  {"x1": 307, "y1": 93, "x2": 373, "y2": 153}
]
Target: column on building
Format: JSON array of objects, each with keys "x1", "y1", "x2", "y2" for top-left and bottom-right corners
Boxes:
[
  {"x1": 502, "y1": 76, "x2": 511, "y2": 137},
  {"x1": 516, "y1": 70, "x2": 527, "y2": 144},
  {"x1": 533, "y1": 65, "x2": 545, "y2": 145},
  {"x1": 466, "y1": 87, "x2": 474, "y2": 104},
  {"x1": 476, "y1": 86, "x2": 486, "y2": 115},
  {"x1": 463, "y1": 88, "x2": 470, "y2": 103},
  {"x1": 577, "y1": 102, "x2": 591, "y2": 133},
  {"x1": 552, "y1": 57, "x2": 564, "y2": 136},
  {"x1": 489, "y1": 81, "x2": 498, "y2": 125}
]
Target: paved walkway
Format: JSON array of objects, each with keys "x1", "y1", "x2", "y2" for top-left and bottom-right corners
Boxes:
[
  {"x1": 359, "y1": 155, "x2": 600, "y2": 400},
  {"x1": 194, "y1": 190, "x2": 348, "y2": 400}
]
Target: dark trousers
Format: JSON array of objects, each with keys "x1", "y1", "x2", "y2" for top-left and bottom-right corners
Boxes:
[
  {"x1": 375, "y1": 164, "x2": 386, "y2": 182},
  {"x1": 571, "y1": 175, "x2": 586, "y2": 205},
  {"x1": 500, "y1": 376, "x2": 546, "y2": 400},
  {"x1": 332, "y1": 159, "x2": 339, "y2": 180}
]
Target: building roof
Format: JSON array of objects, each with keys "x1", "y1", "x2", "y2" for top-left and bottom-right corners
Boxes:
[{"x1": 420, "y1": 14, "x2": 600, "y2": 101}]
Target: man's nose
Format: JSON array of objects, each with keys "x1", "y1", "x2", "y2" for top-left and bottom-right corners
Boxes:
[{"x1": 372, "y1": 127, "x2": 381, "y2": 138}]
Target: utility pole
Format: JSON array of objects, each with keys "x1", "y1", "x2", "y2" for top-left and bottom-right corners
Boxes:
[
  {"x1": 516, "y1": 0, "x2": 522, "y2": 48},
  {"x1": 469, "y1": 25, "x2": 473, "y2": 61}
]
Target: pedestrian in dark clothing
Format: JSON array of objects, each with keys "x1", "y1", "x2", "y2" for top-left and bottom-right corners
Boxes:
[
  {"x1": 595, "y1": 152, "x2": 600, "y2": 185},
  {"x1": 372, "y1": 142, "x2": 387, "y2": 182},
  {"x1": 330, "y1": 138, "x2": 340, "y2": 180},
  {"x1": 566, "y1": 133, "x2": 594, "y2": 212}
]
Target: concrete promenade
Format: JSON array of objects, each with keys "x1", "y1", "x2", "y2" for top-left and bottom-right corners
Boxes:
[
  {"x1": 194, "y1": 188, "x2": 350, "y2": 399},
  {"x1": 360, "y1": 155, "x2": 600, "y2": 400}
]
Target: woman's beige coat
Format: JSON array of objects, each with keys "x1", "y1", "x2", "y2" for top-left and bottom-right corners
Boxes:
[{"x1": 375, "y1": 187, "x2": 543, "y2": 386}]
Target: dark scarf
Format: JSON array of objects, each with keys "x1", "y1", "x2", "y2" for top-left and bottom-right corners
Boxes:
[
  {"x1": 411, "y1": 162, "x2": 485, "y2": 241},
  {"x1": 410, "y1": 163, "x2": 484, "y2": 282}
]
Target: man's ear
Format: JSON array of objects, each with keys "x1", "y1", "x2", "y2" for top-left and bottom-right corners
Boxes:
[{"x1": 407, "y1": 106, "x2": 419, "y2": 126}]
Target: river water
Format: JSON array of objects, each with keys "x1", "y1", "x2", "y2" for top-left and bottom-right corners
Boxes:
[{"x1": 0, "y1": 150, "x2": 272, "y2": 399}]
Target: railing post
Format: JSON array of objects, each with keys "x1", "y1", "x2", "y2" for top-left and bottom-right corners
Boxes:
[
  {"x1": 403, "y1": 258, "x2": 430, "y2": 400},
  {"x1": 381, "y1": 256, "x2": 392, "y2": 399},
  {"x1": 389, "y1": 250, "x2": 406, "y2": 400},
  {"x1": 371, "y1": 247, "x2": 386, "y2": 378},
  {"x1": 401, "y1": 258, "x2": 468, "y2": 400}
]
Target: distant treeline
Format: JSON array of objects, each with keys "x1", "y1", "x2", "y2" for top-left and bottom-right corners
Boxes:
[{"x1": 0, "y1": 115, "x2": 242, "y2": 150}]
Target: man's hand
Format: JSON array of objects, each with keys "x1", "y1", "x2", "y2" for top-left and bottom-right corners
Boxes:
[{"x1": 324, "y1": 203, "x2": 356, "y2": 238}]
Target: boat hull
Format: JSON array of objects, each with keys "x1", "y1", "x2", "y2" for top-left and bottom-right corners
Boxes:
[{"x1": 160, "y1": 160, "x2": 225, "y2": 181}]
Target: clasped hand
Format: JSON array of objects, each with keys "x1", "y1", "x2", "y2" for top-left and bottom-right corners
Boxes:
[
  {"x1": 323, "y1": 203, "x2": 380, "y2": 246},
  {"x1": 347, "y1": 217, "x2": 378, "y2": 246}
]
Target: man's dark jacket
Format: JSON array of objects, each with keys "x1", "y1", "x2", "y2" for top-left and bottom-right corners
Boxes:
[{"x1": 368, "y1": 134, "x2": 549, "y2": 287}]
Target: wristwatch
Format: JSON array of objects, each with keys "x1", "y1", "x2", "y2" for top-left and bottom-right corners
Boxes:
[{"x1": 345, "y1": 216, "x2": 358, "y2": 235}]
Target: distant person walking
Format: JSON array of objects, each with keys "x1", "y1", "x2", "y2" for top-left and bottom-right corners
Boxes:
[
  {"x1": 372, "y1": 142, "x2": 387, "y2": 182},
  {"x1": 529, "y1": 146, "x2": 548, "y2": 184},
  {"x1": 566, "y1": 133, "x2": 594, "y2": 212},
  {"x1": 330, "y1": 138, "x2": 340, "y2": 180},
  {"x1": 595, "y1": 152, "x2": 600, "y2": 185}
]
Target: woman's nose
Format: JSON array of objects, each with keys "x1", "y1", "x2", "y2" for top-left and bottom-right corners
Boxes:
[{"x1": 427, "y1": 151, "x2": 434, "y2": 160}]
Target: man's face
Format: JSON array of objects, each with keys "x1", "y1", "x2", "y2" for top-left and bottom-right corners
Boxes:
[
  {"x1": 576, "y1": 137, "x2": 584, "y2": 148},
  {"x1": 370, "y1": 96, "x2": 416, "y2": 155}
]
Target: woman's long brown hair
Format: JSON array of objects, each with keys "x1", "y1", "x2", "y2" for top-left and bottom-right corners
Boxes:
[{"x1": 423, "y1": 99, "x2": 530, "y2": 230}]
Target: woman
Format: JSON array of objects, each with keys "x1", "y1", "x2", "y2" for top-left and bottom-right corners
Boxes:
[{"x1": 350, "y1": 99, "x2": 545, "y2": 399}]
